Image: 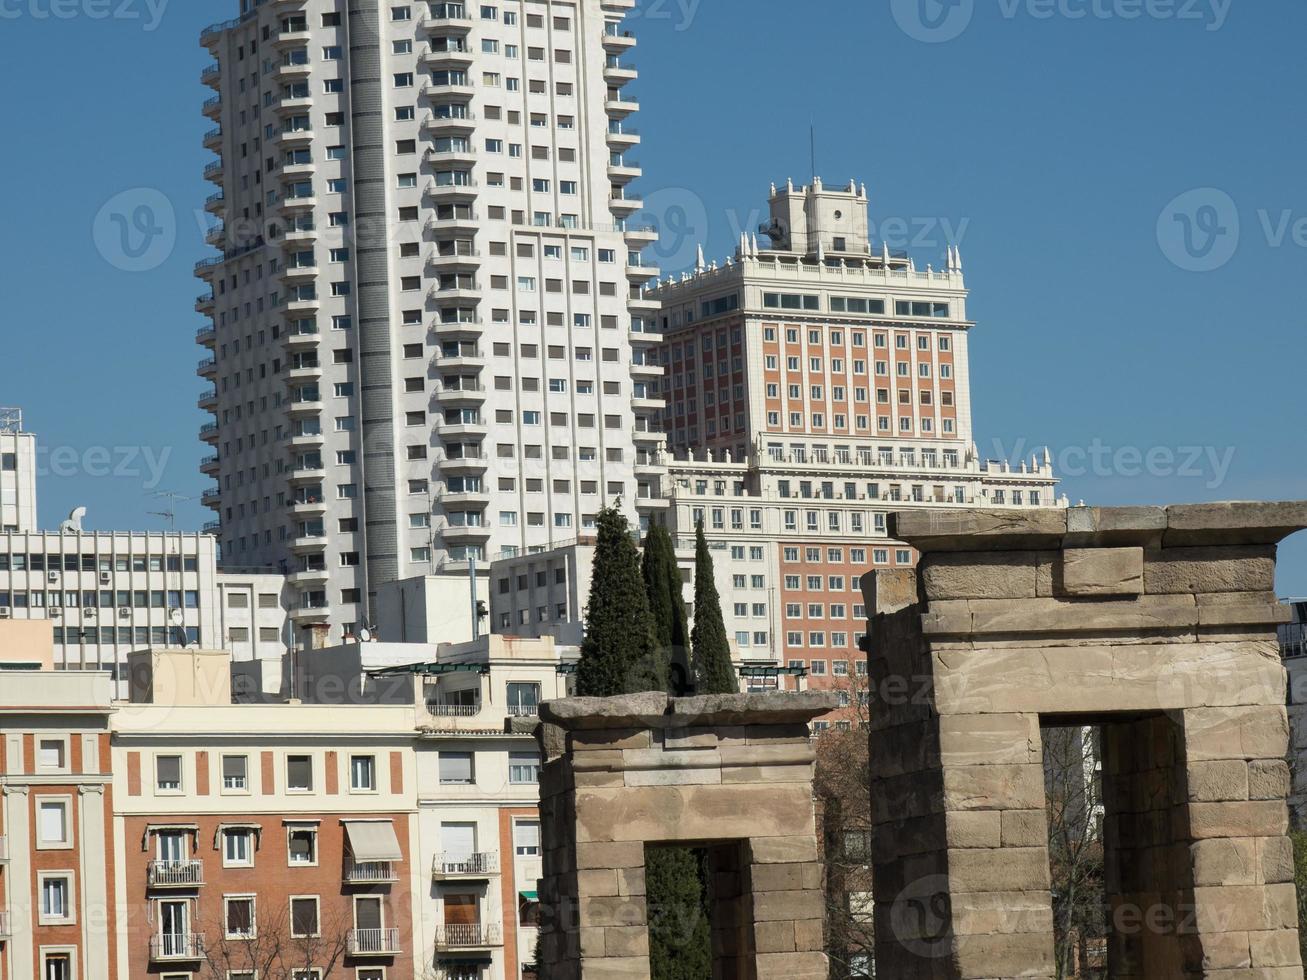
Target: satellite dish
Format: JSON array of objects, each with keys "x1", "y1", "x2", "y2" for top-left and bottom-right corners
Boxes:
[
  {"x1": 60, "y1": 507, "x2": 87, "y2": 534},
  {"x1": 357, "y1": 627, "x2": 373, "y2": 643}
]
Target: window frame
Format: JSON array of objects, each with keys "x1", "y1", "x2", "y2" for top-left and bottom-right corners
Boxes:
[
  {"x1": 38, "y1": 870, "x2": 76, "y2": 925},
  {"x1": 36, "y1": 795, "x2": 73, "y2": 850}
]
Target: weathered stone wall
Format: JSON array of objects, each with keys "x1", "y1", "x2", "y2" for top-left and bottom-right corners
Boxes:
[
  {"x1": 535, "y1": 692, "x2": 837, "y2": 980},
  {"x1": 867, "y1": 502, "x2": 1306, "y2": 980}
]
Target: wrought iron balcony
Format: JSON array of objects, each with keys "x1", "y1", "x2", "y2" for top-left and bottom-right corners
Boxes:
[{"x1": 147, "y1": 859, "x2": 204, "y2": 888}]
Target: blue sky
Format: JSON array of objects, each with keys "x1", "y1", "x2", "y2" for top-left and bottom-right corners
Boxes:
[{"x1": 0, "y1": 0, "x2": 1304, "y2": 590}]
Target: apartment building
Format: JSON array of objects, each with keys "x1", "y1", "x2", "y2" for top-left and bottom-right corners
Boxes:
[
  {"x1": 112, "y1": 648, "x2": 421, "y2": 979},
  {"x1": 0, "y1": 530, "x2": 289, "y2": 694},
  {"x1": 0, "y1": 408, "x2": 37, "y2": 534},
  {"x1": 0, "y1": 635, "x2": 118, "y2": 980},
  {"x1": 195, "y1": 0, "x2": 667, "y2": 644}
]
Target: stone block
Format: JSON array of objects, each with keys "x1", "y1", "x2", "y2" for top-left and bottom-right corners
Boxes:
[
  {"x1": 1192, "y1": 884, "x2": 1281, "y2": 933},
  {"x1": 1187, "y1": 760, "x2": 1251, "y2": 802},
  {"x1": 938, "y1": 712, "x2": 1041, "y2": 767},
  {"x1": 1190, "y1": 837, "x2": 1257, "y2": 887},
  {"x1": 945, "y1": 810, "x2": 1002, "y2": 848},
  {"x1": 1249, "y1": 760, "x2": 1291, "y2": 801},
  {"x1": 1144, "y1": 545, "x2": 1277, "y2": 595},
  {"x1": 1060, "y1": 546, "x2": 1145, "y2": 597},
  {"x1": 1185, "y1": 707, "x2": 1290, "y2": 763},
  {"x1": 1248, "y1": 929, "x2": 1303, "y2": 968},
  {"x1": 574, "y1": 783, "x2": 814, "y2": 844},
  {"x1": 748, "y1": 835, "x2": 820, "y2": 865},
  {"x1": 573, "y1": 956, "x2": 651, "y2": 980},
  {"x1": 577, "y1": 869, "x2": 620, "y2": 896},
  {"x1": 1259, "y1": 836, "x2": 1295, "y2": 885},
  {"x1": 947, "y1": 846, "x2": 1051, "y2": 892},
  {"x1": 942, "y1": 763, "x2": 1047, "y2": 812},
  {"x1": 1163, "y1": 501, "x2": 1307, "y2": 548},
  {"x1": 752, "y1": 888, "x2": 824, "y2": 922},
  {"x1": 865, "y1": 567, "x2": 918, "y2": 616},
  {"x1": 891, "y1": 508, "x2": 1068, "y2": 551},
  {"x1": 571, "y1": 728, "x2": 653, "y2": 752},
  {"x1": 953, "y1": 930, "x2": 1056, "y2": 976},
  {"x1": 949, "y1": 889, "x2": 1056, "y2": 936},
  {"x1": 749, "y1": 861, "x2": 823, "y2": 892},
  {"x1": 752, "y1": 951, "x2": 829, "y2": 979},
  {"x1": 1188, "y1": 801, "x2": 1289, "y2": 840},
  {"x1": 919, "y1": 551, "x2": 1041, "y2": 600},
  {"x1": 624, "y1": 767, "x2": 723, "y2": 788},
  {"x1": 721, "y1": 763, "x2": 814, "y2": 785},
  {"x1": 1001, "y1": 810, "x2": 1048, "y2": 847},
  {"x1": 576, "y1": 895, "x2": 647, "y2": 928},
  {"x1": 793, "y1": 918, "x2": 824, "y2": 952},
  {"x1": 1065, "y1": 505, "x2": 1167, "y2": 546},
  {"x1": 602, "y1": 926, "x2": 649, "y2": 957},
  {"x1": 753, "y1": 920, "x2": 796, "y2": 953},
  {"x1": 575, "y1": 841, "x2": 646, "y2": 870}
]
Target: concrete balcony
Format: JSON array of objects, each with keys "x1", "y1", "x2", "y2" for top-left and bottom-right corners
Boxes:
[
  {"x1": 627, "y1": 261, "x2": 660, "y2": 281},
  {"x1": 277, "y1": 58, "x2": 313, "y2": 78},
  {"x1": 438, "y1": 422, "x2": 487, "y2": 440},
  {"x1": 421, "y1": 10, "x2": 473, "y2": 32},
  {"x1": 148, "y1": 859, "x2": 204, "y2": 888},
  {"x1": 200, "y1": 62, "x2": 221, "y2": 88},
  {"x1": 441, "y1": 523, "x2": 491, "y2": 542},
  {"x1": 623, "y1": 224, "x2": 659, "y2": 245},
  {"x1": 608, "y1": 161, "x2": 641, "y2": 183},
  {"x1": 289, "y1": 604, "x2": 331, "y2": 622},
  {"x1": 273, "y1": 26, "x2": 312, "y2": 47},
  {"x1": 200, "y1": 455, "x2": 220, "y2": 476},
  {"x1": 422, "y1": 46, "x2": 475, "y2": 68},
  {"x1": 433, "y1": 923, "x2": 502, "y2": 949},
  {"x1": 282, "y1": 161, "x2": 315, "y2": 179},
  {"x1": 285, "y1": 296, "x2": 321, "y2": 314},
  {"x1": 203, "y1": 127, "x2": 223, "y2": 151},
  {"x1": 201, "y1": 96, "x2": 221, "y2": 119},
  {"x1": 199, "y1": 423, "x2": 219, "y2": 444},
  {"x1": 289, "y1": 534, "x2": 330, "y2": 554},
  {"x1": 433, "y1": 384, "x2": 485, "y2": 407},
  {"x1": 286, "y1": 397, "x2": 324, "y2": 417},
  {"x1": 602, "y1": 28, "x2": 637, "y2": 51},
  {"x1": 610, "y1": 193, "x2": 643, "y2": 215},
  {"x1": 606, "y1": 125, "x2": 640, "y2": 148},
  {"x1": 283, "y1": 326, "x2": 321, "y2": 348},
  {"x1": 196, "y1": 325, "x2": 216, "y2": 347},
  {"x1": 287, "y1": 499, "x2": 328, "y2": 519},
  {"x1": 197, "y1": 390, "x2": 218, "y2": 412},
  {"x1": 203, "y1": 159, "x2": 224, "y2": 183},
  {"x1": 439, "y1": 489, "x2": 492, "y2": 507},
  {"x1": 431, "y1": 320, "x2": 484, "y2": 341},
  {"x1": 426, "y1": 179, "x2": 478, "y2": 202},
  {"x1": 289, "y1": 431, "x2": 325, "y2": 449},
  {"x1": 426, "y1": 212, "x2": 480, "y2": 235},
  {"x1": 287, "y1": 567, "x2": 330, "y2": 586},
  {"x1": 287, "y1": 464, "x2": 326, "y2": 484},
  {"x1": 347, "y1": 928, "x2": 402, "y2": 956},
  {"x1": 428, "y1": 285, "x2": 481, "y2": 305},
  {"x1": 204, "y1": 191, "x2": 225, "y2": 216},
  {"x1": 279, "y1": 194, "x2": 317, "y2": 214},
  {"x1": 630, "y1": 359, "x2": 664, "y2": 378},
  {"x1": 432, "y1": 347, "x2": 484, "y2": 369},
  {"x1": 432, "y1": 852, "x2": 499, "y2": 880},
  {"x1": 280, "y1": 262, "x2": 319, "y2": 282},
  {"x1": 149, "y1": 933, "x2": 205, "y2": 961},
  {"x1": 605, "y1": 95, "x2": 639, "y2": 116},
  {"x1": 427, "y1": 248, "x2": 481, "y2": 272},
  {"x1": 276, "y1": 94, "x2": 314, "y2": 115},
  {"x1": 344, "y1": 859, "x2": 400, "y2": 885},
  {"x1": 286, "y1": 363, "x2": 323, "y2": 382},
  {"x1": 425, "y1": 145, "x2": 478, "y2": 166},
  {"x1": 202, "y1": 520, "x2": 222, "y2": 534},
  {"x1": 604, "y1": 61, "x2": 638, "y2": 84},
  {"x1": 276, "y1": 127, "x2": 315, "y2": 146},
  {"x1": 197, "y1": 357, "x2": 217, "y2": 378},
  {"x1": 200, "y1": 490, "x2": 221, "y2": 510},
  {"x1": 421, "y1": 112, "x2": 477, "y2": 136},
  {"x1": 282, "y1": 225, "x2": 318, "y2": 245},
  {"x1": 438, "y1": 454, "x2": 489, "y2": 474},
  {"x1": 422, "y1": 81, "x2": 476, "y2": 102},
  {"x1": 627, "y1": 293, "x2": 659, "y2": 312}
]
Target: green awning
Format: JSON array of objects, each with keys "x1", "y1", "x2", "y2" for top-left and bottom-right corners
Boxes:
[{"x1": 519, "y1": 890, "x2": 539, "y2": 902}]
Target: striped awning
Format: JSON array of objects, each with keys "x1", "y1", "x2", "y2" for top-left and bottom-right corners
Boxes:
[{"x1": 344, "y1": 820, "x2": 402, "y2": 862}]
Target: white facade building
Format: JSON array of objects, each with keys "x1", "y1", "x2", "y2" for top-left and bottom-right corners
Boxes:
[
  {"x1": 0, "y1": 407, "x2": 37, "y2": 533},
  {"x1": 196, "y1": 0, "x2": 666, "y2": 645}
]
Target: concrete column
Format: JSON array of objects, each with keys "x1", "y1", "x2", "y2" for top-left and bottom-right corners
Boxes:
[
  {"x1": 77, "y1": 785, "x2": 109, "y2": 980},
  {"x1": 4, "y1": 786, "x2": 32, "y2": 980}
]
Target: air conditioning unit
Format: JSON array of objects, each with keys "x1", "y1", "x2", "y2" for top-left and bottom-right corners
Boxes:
[
  {"x1": 51, "y1": 608, "x2": 62, "y2": 618},
  {"x1": 47, "y1": 571, "x2": 58, "y2": 583},
  {"x1": 0, "y1": 608, "x2": 10, "y2": 618},
  {"x1": 118, "y1": 607, "x2": 131, "y2": 619},
  {"x1": 85, "y1": 608, "x2": 97, "y2": 619},
  {"x1": 99, "y1": 572, "x2": 111, "y2": 584}
]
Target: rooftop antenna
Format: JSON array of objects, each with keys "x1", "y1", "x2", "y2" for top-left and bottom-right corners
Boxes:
[
  {"x1": 148, "y1": 490, "x2": 195, "y2": 530},
  {"x1": 148, "y1": 508, "x2": 177, "y2": 529},
  {"x1": 809, "y1": 123, "x2": 817, "y2": 183}
]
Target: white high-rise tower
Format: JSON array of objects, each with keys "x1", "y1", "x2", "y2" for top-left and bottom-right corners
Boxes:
[{"x1": 195, "y1": 0, "x2": 665, "y2": 640}]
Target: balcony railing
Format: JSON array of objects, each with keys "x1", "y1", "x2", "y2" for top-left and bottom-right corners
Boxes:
[
  {"x1": 506, "y1": 704, "x2": 539, "y2": 718},
  {"x1": 432, "y1": 852, "x2": 498, "y2": 878},
  {"x1": 344, "y1": 859, "x2": 400, "y2": 884},
  {"x1": 148, "y1": 859, "x2": 204, "y2": 888},
  {"x1": 434, "y1": 923, "x2": 501, "y2": 948},
  {"x1": 347, "y1": 927, "x2": 402, "y2": 955},
  {"x1": 426, "y1": 702, "x2": 481, "y2": 717},
  {"x1": 150, "y1": 933, "x2": 205, "y2": 960}
]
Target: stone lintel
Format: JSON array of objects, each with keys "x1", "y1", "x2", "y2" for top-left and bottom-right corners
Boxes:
[
  {"x1": 539, "y1": 691, "x2": 840, "y2": 731},
  {"x1": 891, "y1": 501, "x2": 1307, "y2": 554}
]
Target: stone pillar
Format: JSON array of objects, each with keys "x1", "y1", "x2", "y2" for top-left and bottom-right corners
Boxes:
[
  {"x1": 869, "y1": 502, "x2": 1307, "y2": 980},
  {"x1": 534, "y1": 691, "x2": 836, "y2": 980}
]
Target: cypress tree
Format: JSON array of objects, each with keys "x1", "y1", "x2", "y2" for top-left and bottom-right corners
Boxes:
[
  {"x1": 578, "y1": 504, "x2": 667, "y2": 697},
  {"x1": 641, "y1": 524, "x2": 691, "y2": 695},
  {"x1": 691, "y1": 518, "x2": 737, "y2": 695},
  {"x1": 641, "y1": 526, "x2": 712, "y2": 980}
]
